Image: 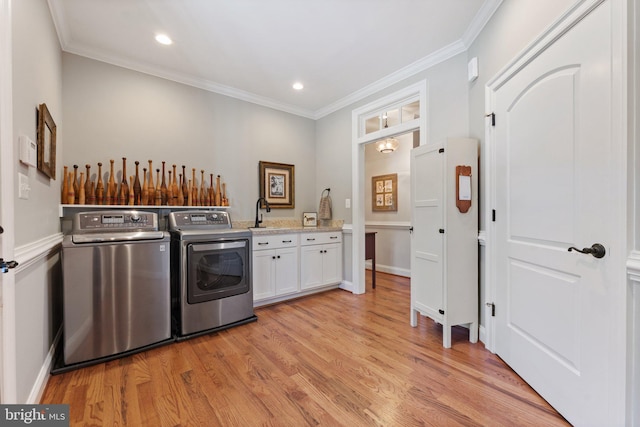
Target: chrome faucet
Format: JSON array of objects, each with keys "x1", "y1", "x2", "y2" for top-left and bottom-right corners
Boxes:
[{"x1": 255, "y1": 197, "x2": 271, "y2": 228}]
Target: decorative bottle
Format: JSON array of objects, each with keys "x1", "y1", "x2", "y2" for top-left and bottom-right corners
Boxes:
[
  {"x1": 155, "y1": 169, "x2": 162, "y2": 206},
  {"x1": 107, "y1": 160, "x2": 115, "y2": 205},
  {"x1": 141, "y1": 168, "x2": 148, "y2": 205},
  {"x1": 147, "y1": 160, "x2": 155, "y2": 204},
  {"x1": 191, "y1": 168, "x2": 197, "y2": 206},
  {"x1": 160, "y1": 161, "x2": 168, "y2": 205},
  {"x1": 181, "y1": 165, "x2": 188, "y2": 205},
  {"x1": 96, "y1": 162, "x2": 104, "y2": 205},
  {"x1": 67, "y1": 171, "x2": 75, "y2": 205},
  {"x1": 61, "y1": 166, "x2": 68, "y2": 204},
  {"x1": 72, "y1": 165, "x2": 79, "y2": 204},
  {"x1": 215, "y1": 175, "x2": 222, "y2": 206},
  {"x1": 133, "y1": 161, "x2": 141, "y2": 205},
  {"x1": 187, "y1": 179, "x2": 193, "y2": 206},
  {"x1": 78, "y1": 172, "x2": 86, "y2": 204},
  {"x1": 121, "y1": 157, "x2": 129, "y2": 205},
  {"x1": 177, "y1": 174, "x2": 184, "y2": 206},
  {"x1": 200, "y1": 170, "x2": 206, "y2": 206}
]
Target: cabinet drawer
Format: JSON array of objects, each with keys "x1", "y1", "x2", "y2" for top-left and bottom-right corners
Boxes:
[
  {"x1": 300, "y1": 232, "x2": 342, "y2": 246},
  {"x1": 252, "y1": 233, "x2": 298, "y2": 250}
]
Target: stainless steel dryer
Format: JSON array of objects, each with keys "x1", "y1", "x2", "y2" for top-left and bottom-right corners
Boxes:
[
  {"x1": 61, "y1": 211, "x2": 172, "y2": 369},
  {"x1": 169, "y1": 210, "x2": 256, "y2": 340}
]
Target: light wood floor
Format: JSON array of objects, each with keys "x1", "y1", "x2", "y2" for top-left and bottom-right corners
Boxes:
[{"x1": 42, "y1": 272, "x2": 569, "y2": 426}]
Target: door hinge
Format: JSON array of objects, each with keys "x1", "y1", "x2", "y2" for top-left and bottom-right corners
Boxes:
[
  {"x1": 438, "y1": 148, "x2": 444, "y2": 153},
  {"x1": 486, "y1": 113, "x2": 495, "y2": 126},
  {"x1": 438, "y1": 309, "x2": 445, "y2": 315},
  {"x1": 439, "y1": 228, "x2": 445, "y2": 234},
  {"x1": 492, "y1": 209, "x2": 496, "y2": 222},
  {"x1": 486, "y1": 302, "x2": 495, "y2": 317}
]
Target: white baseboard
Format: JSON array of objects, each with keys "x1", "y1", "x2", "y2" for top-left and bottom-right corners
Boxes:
[
  {"x1": 365, "y1": 263, "x2": 410, "y2": 278},
  {"x1": 479, "y1": 324, "x2": 486, "y2": 346},
  {"x1": 27, "y1": 326, "x2": 61, "y2": 404}
]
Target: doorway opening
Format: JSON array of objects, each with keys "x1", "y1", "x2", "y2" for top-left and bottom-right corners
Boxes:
[{"x1": 351, "y1": 81, "x2": 427, "y2": 294}]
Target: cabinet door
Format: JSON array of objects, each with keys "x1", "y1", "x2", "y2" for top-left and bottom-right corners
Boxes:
[
  {"x1": 253, "y1": 250, "x2": 275, "y2": 301},
  {"x1": 322, "y1": 243, "x2": 342, "y2": 285},
  {"x1": 410, "y1": 143, "x2": 445, "y2": 318},
  {"x1": 275, "y1": 247, "x2": 299, "y2": 295},
  {"x1": 300, "y1": 245, "x2": 324, "y2": 290}
]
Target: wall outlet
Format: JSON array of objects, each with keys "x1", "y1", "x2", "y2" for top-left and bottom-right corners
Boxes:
[{"x1": 345, "y1": 198, "x2": 351, "y2": 209}]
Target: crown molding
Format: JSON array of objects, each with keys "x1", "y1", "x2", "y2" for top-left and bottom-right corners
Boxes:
[
  {"x1": 63, "y1": 43, "x2": 318, "y2": 119},
  {"x1": 48, "y1": 0, "x2": 501, "y2": 121},
  {"x1": 461, "y1": 0, "x2": 504, "y2": 48},
  {"x1": 313, "y1": 39, "x2": 466, "y2": 119}
]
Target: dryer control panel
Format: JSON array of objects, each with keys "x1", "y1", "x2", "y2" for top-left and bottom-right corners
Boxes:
[{"x1": 168, "y1": 211, "x2": 231, "y2": 230}]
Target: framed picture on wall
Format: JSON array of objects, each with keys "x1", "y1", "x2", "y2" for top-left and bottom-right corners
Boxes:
[
  {"x1": 372, "y1": 173, "x2": 397, "y2": 211},
  {"x1": 259, "y1": 161, "x2": 295, "y2": 208},
  {"x1": 37, "y1": 103, "x2": 57, "y2": 180}
]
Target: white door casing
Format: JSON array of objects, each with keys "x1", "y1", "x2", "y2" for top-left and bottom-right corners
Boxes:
[
  {"x1": 351, "y1": 81, "x2": 427, "y2": 294},
  {"x1": 486, "y1": 0, "x2": 627, "y2": 424},
  {"x1": 0, "y1": 0, "x2": 17, "y2": 403}
]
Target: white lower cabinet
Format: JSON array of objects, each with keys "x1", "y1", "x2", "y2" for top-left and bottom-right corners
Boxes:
[
  {"x1": 252, "y1": 230, "x2": 343, "y2": 304},
  {"x1": 252, "y1": 234, "x2": 298, "y2": 301},
  {"x1": 300, "y1": 232, "x2": 342, "y2": 290}
]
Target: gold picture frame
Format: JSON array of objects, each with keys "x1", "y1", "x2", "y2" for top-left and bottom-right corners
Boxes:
[
  {"x1": 259, "y1": 161, "x2": 295, "y2": 209},
  {"x1": 372, "y1": 173, "x2": 397, "y2": 211},
  {"x1": 37, "y1": 103, "x2": 57, "y2": 180}
]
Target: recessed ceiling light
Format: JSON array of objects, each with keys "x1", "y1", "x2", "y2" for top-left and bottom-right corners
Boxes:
[
  {"x1": 292, "y1": 82, "x2": 304, "y2": 90},
  {"x1": 155, "y1": 34, "x2": 173, "y2": 45}
]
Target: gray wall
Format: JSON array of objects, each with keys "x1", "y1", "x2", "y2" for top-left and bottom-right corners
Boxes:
[
  {"x1": 13, "y1": 0, "x2": 62, "y2": 245},
  {"x1": 12, "y1": 0, "x2": 63, "y2": 403},
  {"x1": 466, "y1": 0, "x2": 576, "y2": 329},
  {"x1": 62, "y1": 53, "x2": 317, "y2": 222},
  {"x1": 316, "y1": 52, "x2": 471, "y2": 227},
  {"x1": 316, "y1": 52, "x2": 471, "y2": 283}
]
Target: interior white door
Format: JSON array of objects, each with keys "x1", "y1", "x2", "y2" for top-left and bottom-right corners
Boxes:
[
  {"x1": 410, "y1": 144, "x2": 444, "y2": 324},
  {"x1": 493, "y1": 2, "x2": 618, "y2": 425}
]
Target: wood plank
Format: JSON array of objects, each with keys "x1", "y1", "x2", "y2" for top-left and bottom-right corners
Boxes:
[{"x1": 41, "y1": 272, "x2": 569, "y2": 426}]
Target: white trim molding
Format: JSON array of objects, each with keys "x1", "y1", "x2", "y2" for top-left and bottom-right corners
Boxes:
[
  {"x1": 47, "y1": 1, "x2": 502, "y2": 121},
  {"x1": 27, "y1": 327, "x2": 61, "y2": 404},
  {"x1": 364, "y1": 221, "x2": 412, "y2": 230},
  {"x1": 14, "y1": 233, "x2": 63, "y2": 274},
  {"x1": 627, "y1": 250, "x2": 640, "y2": 284}
]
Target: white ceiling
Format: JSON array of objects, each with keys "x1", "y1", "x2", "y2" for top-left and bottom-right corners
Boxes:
[{"x1": 48, "y1": 0, "x2": 501, "y2": 119}]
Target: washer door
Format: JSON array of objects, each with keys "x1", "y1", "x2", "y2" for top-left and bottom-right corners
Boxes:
[{"x1": 186, "y1": 239, "x2": 250, "y2": 303}]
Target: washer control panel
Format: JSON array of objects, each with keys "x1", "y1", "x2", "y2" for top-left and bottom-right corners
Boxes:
[
  {"x1": 169, "y1": 211, "x2": 231, "y2": 230},
  {"x1": 73, "y1": 211, "x2": 158, "y2": 233}
]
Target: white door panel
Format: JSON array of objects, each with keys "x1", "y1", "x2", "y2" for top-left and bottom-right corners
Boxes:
[
  {"x1": 410, "y1": 146, "x2": 443, "y2": 318},
  {"x1": 494, "y1": 2, "x2": 616, "y2": 425},
  {"x1": 507, "y1": 68, "x2": 578, "y2": 244}
]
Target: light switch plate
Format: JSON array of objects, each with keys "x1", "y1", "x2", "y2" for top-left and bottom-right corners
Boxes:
[
  {"x1": 345, "y1": 198, "x2": 351, "y2": 209},
  {"x1": 18, "y1": 172, "x2": 30, "y2": 199},
  {"x1": 468, "y1": 57, "x2": 479, "y2": 82}
]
